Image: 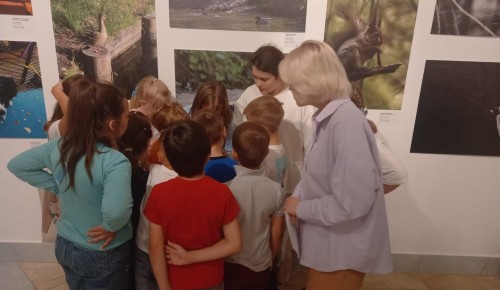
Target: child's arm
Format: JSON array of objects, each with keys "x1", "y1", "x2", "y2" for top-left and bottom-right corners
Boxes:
[
  {"x1": 50, "y1": 81, "x2": 70, "y2": 135},
  {"x1": 270, "y1": 215, "x2": 284, "y2": 261},
  {"x1": 149, "y1": 222, "x2": 172, "y2": 290},
  {"x1": 166, "y1": 218, "x2": 241, "y2": 265}
]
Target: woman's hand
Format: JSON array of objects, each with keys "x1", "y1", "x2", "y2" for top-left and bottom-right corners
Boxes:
[
  {"x1": 165, "y1": 241, "x2": 191, "y2": 265},
  {"x1": 284, "y1": 197, "x2": 300, "y2": 216},
  {"x1": 87, "y1": 225, "x2": 116, "y2": 250}
]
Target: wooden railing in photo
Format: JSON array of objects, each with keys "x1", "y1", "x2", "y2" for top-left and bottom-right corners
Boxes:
[{"x1": 80, "y1": 14, "x2": 157, "y2": 83}]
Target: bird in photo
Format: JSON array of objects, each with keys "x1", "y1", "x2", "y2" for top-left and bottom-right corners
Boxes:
[
  {"x1": 255, "y1": 16, "x2": 272, "y2": 26},
  {"x1": 94, "y1": 13, "x2": 108, "y2": 53}
]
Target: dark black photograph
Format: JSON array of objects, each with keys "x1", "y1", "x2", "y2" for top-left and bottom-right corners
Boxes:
[{"x1": 411, "y1": 60, "x2": 500, "y2": 156}]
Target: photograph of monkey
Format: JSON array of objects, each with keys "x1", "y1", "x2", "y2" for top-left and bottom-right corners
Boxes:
[
  {"x1": 324, "y1": 0, "x2": 419, "y2": 110},
  {"x1": 432, "y1": 0, "x2": 500, "y2": 37},
  {"x1": 411, "y1": 60, "x2": 500, "y2": 157}
]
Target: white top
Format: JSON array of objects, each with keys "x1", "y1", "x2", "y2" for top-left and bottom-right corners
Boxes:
[
  {"x1": 47, "y1": 120, "x2": 61, "y2": 140},
  {"x1": 261, "y1": 143, "x2": 287, "y2": 186},
  {"x1": 375, "y1": 131, "x2": 408, "y2": 185},
  {"x1": 234, "y1": 84, "x2": 316, "y2": 194},
  {"x1": 136, "y1": 164, "x2": 177, "y2": 253}
]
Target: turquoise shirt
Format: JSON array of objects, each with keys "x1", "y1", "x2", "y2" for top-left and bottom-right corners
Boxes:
[{"x1": 8, "y1": 139, "x2": 132, "y2": 250}]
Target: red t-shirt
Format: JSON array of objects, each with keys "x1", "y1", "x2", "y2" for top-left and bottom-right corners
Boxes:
[{"x1": 144, "y1": 176, "x2": 240, "y2": 290}]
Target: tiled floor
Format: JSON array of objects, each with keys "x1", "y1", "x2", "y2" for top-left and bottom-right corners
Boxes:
[{"x1": 3, "y1": 261, "x2": 500, "y2": 290}]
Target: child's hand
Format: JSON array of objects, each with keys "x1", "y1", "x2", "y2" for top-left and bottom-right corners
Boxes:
[
  {"x1": 87, "y1": 225, "x2": 116, "y2": 250},
  {"x1": 165, "y1": 241, "x2": 190, "y2": 265}
]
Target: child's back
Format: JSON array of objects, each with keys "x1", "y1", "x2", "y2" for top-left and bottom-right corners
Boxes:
[
  {"x1": 225, "y1": 122, "x2": 285, "y2": 290},
  {"x1": 145, "y1": 120, "x2": 240, "y2": 290}
]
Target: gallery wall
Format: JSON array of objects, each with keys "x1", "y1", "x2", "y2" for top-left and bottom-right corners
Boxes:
[{"x1": 1, "y1": 0, "x2": 500, "y2": 258}]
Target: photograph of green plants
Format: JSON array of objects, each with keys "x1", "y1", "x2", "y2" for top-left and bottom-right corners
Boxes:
[
  {"x1": 174, "y1": 49, "x2": 253, "y2": 108},
  {"x1": 324, "y1": 0, "x2": 418, "y2": 110}
]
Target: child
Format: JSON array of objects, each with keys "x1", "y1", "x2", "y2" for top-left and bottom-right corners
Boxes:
[
  {"x1": 130, "y1": 76, "x2": 174, "y2": 138},
  {"x1": 9, "y1": 82, "x2": 132, "y2": 289},
  {"x1": 42, "y1": 75, "x2": 92, "y2": 232},
  {"x1": 243, "y1": 96, "x2": 287, "y2": 185},
  {"x1": 224, "y1": 122, "x2": 285, "y2": 290},
  {"x1": 145, "y1": 120, "x2": 241, "y2": 290},
  {"x1": 148, "y1": 101, "x2": 189, "y2": 165},
  {"x1": 135, "y1": 130, "x2": 179, "y2": 290},
  {"x1": 189, "y1": 81, "x2": 234, "y2": 153},
  {"x1": 117, "y1": 111, "x2": 153, "y2": 290},
  {"x1": 192, "y1": 110, "x2": 237, "y2": 183}
]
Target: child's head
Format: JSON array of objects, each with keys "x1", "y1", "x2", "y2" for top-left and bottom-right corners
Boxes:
[
  {"x1": 232, "y1": 122, "x2": 270, "y2": 169},
  {"x1": 44, "y1": 74, "x2": 90, "y2": 132},
  {"x1": 150, "y1": 102, "x2": 189, "y2": 132},
  {"x1": 61, "y1": 82, "x2": 128, "y2": 188},
  {"x1": 189, "y1": 81, "x2": 233, "y2": 130},
  {"x1": 191, "y1": 110, "x2": 225, "y2": 146},
  {"x1": 162, "y1": 120, "x2": 210, "y2": 178},
  {"x1": 130, "y1": 76, "x2": 173, "y2": 118},
  {"x1": 243, "y1": 96, "x2": 284, "y2": 134},
  {"x1": 117, "y1": 111, "x2": 153, "y2": 168}
]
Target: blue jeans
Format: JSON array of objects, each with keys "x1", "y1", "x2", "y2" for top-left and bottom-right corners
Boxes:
[
  {"x1": 135, "y1": 247, "x2": 158, "y2": 290},
  {"x1": 55, "y1": 235, "x2": 130, "y2": 290}
]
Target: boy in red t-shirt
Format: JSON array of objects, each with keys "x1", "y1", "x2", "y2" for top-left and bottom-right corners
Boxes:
[{"x1": 145, "y1": 120, "x2": 241, "y2": 290}]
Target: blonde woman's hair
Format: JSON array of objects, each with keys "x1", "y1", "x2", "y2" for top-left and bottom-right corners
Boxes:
[
  {"x1": 130, "y1": 76, "x2": 173, "y2": 111},
  {"x1": 243, "y1": 96, "x2": 284, "y2": 133},
  {"x1": 279, "y1": 40, "x2": 351, "y2": 104}
]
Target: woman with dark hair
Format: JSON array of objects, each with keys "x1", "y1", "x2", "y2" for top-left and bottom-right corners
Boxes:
[{"x1": 8, "y1": 82, "x2": 132, "y2": 290}]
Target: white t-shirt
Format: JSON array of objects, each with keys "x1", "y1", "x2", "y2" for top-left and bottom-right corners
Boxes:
[
  {"x1": 136, "y1": 164, "x2": 177, "y2": 253},
  {"x1": 261, "y1": 143, "x2": 287, "y2": 186},
  {"x1": 234, "y1": 84, "x2": 316, "y2": 195},
  {"x1": 47, "y1": 120, "x2": 61, "y2": 140},
  {"x1": 375, "y1": 131, "x2": 407, "y2": 185}
]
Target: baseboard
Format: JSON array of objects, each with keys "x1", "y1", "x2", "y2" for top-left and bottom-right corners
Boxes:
[{"x1": 1, "y1": 242, "x2": 499, "y2": 275}]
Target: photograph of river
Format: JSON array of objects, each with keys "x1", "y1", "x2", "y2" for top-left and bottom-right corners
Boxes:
[{"x1": 170, "y1": 0, "x2": 307, "y2": 32}]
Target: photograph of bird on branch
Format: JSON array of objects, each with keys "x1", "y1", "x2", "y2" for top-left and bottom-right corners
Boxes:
[
  {"x1": 50, "y1": 0, "x2": 157, "y2": 95},
  {"x1": 432, "y1": 0, "x2": 500, "y2": 37},
  {"x1": 324, "y1": 0, "x2": 419, "y2": 110},
  {"x1": 169, "y1": 0, "x2": 307, "y2": 32}
]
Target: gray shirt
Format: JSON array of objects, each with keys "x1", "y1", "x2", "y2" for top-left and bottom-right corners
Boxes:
[
  {"x1": 226, "y1": 165, "x2": 285, "y2": 272},
  {"x1": 294, "y1": 99, "x2": 393, "y2": 274}
]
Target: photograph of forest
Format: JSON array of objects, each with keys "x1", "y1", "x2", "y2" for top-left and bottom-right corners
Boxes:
[
  {"x1": 0, "y1": 41, "x2": 46, "y2": 138},
  {"x1": 170, "y1": 0, "x2": 307, "y2": 32},
  {"x1": 411, "y1": 60, "x2": 500, "y2": 157},
  {"x1": 324, "y1": 0, "x2": 418, "y2": 110},
  {"x1": 174, "y1": 49, "x2": 254, "y2": 108},
  {"x1": 50, "y1": 0, "x2": 158, "y2": 95},
  {"x1": 432, "y1": 0, "x2": 500, "y2": 37}
]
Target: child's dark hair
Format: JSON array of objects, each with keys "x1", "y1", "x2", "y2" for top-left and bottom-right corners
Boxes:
[
  {"x1": 117, "y1": 111, "x2": 152, "y2": 169},
  {"x1": 232, "y1": 122, "x2": 270, "y2": 169},
  {"x1": 250, "y1": 44, "x2": 284, "y2": 78},
  {"x1": 162, "y1": 120, "x2": 210, "y2": 178},
  {"x1": 44, "y1": 74, "x2": 89, "y2": 132},
  {"x1": 60, "y1": 82, "x2": 127, "y2": 188},
  {"x1": 189, "y1": 81, "x2": 232, "y2": 130},
  {"x1": 191, "y1": 110, "x2": 225, "y2": 146}
]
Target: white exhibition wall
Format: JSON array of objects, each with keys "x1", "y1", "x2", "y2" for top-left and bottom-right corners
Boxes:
[{"x1": 1, "y1": 0, "x2": 500, "y2": 257}]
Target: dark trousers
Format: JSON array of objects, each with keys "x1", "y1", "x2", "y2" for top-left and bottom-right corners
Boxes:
[{"x1": 224, "y1": 262, "x2": 271, "y2": 290}]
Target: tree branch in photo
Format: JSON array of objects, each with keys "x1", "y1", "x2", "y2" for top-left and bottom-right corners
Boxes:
[{"x1": 450, "y1": 0, "x2": 497, "y2": 36}]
